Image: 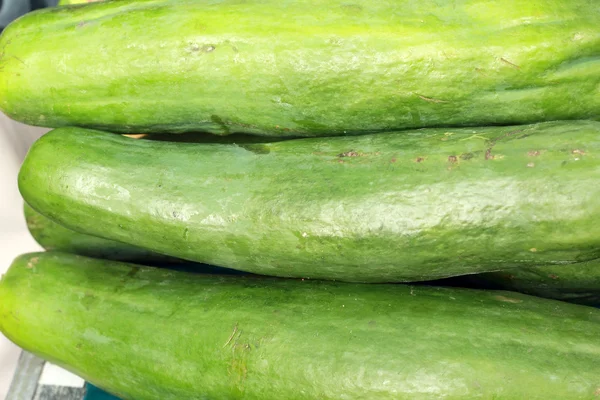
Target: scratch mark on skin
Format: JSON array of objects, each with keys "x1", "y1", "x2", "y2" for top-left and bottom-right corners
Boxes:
[
  {"x1": 416, "y1": 94, "x2": 449, "y2": 104},
  {"x1": 11, "y1": 55, "x2": 25, "y2": 65},
  {"x1": 474, "y1": 67, "x2": 489, "y2": 76},
  {"x1": 486, "y1": 129, "x2": 523, "y2": 160},
  {"x1": 223, "y1": 323, "x2": 239, "y2": 348},
  {"x1": 500, "y1": 58, "x2": 521, "y2": 69},
  {"x1": 495, "y1": 295, "x2": 522, "y2": 304}
]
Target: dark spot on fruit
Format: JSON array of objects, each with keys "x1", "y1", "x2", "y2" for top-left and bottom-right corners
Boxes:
[
  {"x1": 485, "y1": 148, "x2": 494, "y2": 160},
  {"x1": 390, "y1": 158, "x2": 397, "y2": 163},
  {"x1": 203, "y1": 45, "x2": 216, "y2": 53},
  {"x1": 448, "y1": 155, "x2": 458, "y2": 163},
  {"x1": 549, "y1": 274, "x2": 559, "y2": 280},
  {"x1": 416, "y1": 157, "x2": 424, "y2": 163},
  {"x1": 528, "y1": 150, "x2": 540, "y2": 157},
  {"x1": 172, "y1": 211, "x2": 180, "y2": 218},
  {"x1": 368, "y1": 320, "x2": 377, "y2": 326},
  {"x1": 460, "y1": 152, "x2": 474, "y2": 160}
]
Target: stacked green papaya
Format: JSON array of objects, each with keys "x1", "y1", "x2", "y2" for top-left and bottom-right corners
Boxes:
[{"x1": 1, "y1": 0, "x2": 600, "y2": 398}]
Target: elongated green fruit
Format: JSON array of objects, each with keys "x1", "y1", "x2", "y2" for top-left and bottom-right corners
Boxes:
[
  {"x1": 24, "y1": 203, "x2": 180, "y2": 263},
  {"x1": 18, "y1": 121, "x2": 600, "y2": 282},
  {"x1": 1, "y1": 0, "x2": 598, "y2": 135},
  {"x1": 467, "y1": 260, "x2": 600, "y2": 306},
  {"x1": 2, "y1": 252, "x2": 600, "y2": 400},
  {"x1": 24, "y1": 203, "x2": 600, "y2": 303}
]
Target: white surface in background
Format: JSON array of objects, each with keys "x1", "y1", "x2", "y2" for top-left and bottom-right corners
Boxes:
[
  {"x1": 0, "y1": 113, "x2": 48, "y2": 400},
  {"x1": 38, "y1": 363, "x2": 85, "y2": 388}
]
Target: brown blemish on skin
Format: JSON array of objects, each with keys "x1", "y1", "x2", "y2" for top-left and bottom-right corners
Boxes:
[
  {"x1": 594, "y1": 387, "x2": 600, "y2": 396},
  {"x1": 494, "y1": 295, "x2": 523, "y2": 304},
  {"x1": 448, "y1": 155, "x2": 458, "y2": 163},
  {"x1": 416, "y1": 157, "x2": 424, "y2": 163},
  {"x1": 500, "y1": 57, "x2": 521, "y2": 69},
  {"x1": 390, "y1": 158, "x2": 397, "y2": 163},
  {"x1": 26, "y1": 257, "x2": 39, "y2": 269},
  {"x1": 549, "y1": 274, "x2": 559, "y2": 280},
  {"x1": 460, "y1": 152, "x2": 474, "y2": 160},
  {"x1": 485, "y1": 148, "x2": 494, "y2": 160},
  {"x1": 528, "y1": 150, "x2": 540, "y2": 157},
  {"x1": 572, "y1": 149, "x2": 586, "y2": 155},
  {"x1": 338, "y1": 150, "x2": 361, "y2": 157}
]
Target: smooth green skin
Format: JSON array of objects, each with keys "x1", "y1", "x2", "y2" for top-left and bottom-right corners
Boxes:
[
  {"x1": 24, "y1": 200, "x2": 600, "y2": 304},
  {"x1": 0, "y1": 0, "x2": 599, "y2": 136},
  {"x1": 2, "y1": 252, "x2": 600, "y2": 400},
  {"x1": 19, "y1": 121, "x2": 600, "y2": 282},
  {"x1": 25, "y1": 200, "x2": 600, "y2": 303},
  {"x1": 23, "y1": 202, "x2": 180, "y2": 263},
  {"x1": 468, "y1": 260, "x2": 600, "y2": 307}
]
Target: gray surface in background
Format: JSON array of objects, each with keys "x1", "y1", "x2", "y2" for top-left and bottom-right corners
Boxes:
[
  {"x1": 6, "y1": 352, "x2": 86, "y2": 400},
  {"x1": 5, "y1": 352, "x2": 44, "y2": 400}
]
